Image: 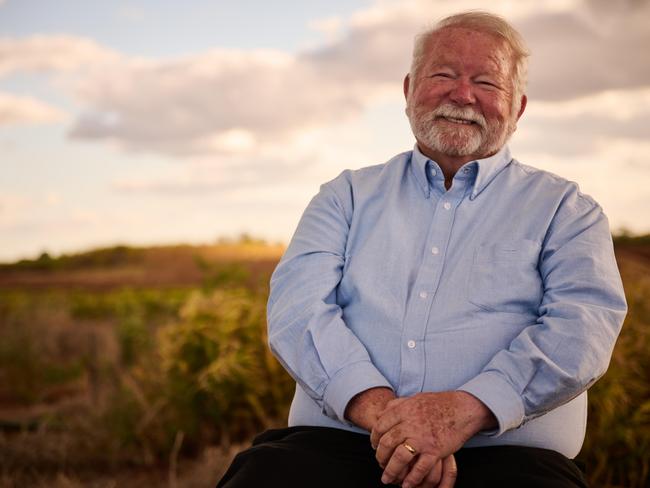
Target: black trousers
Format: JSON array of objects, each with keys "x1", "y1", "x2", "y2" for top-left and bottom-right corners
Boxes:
[{"x1": 217, "y1": 426, "x2": 588, "y2": 487}]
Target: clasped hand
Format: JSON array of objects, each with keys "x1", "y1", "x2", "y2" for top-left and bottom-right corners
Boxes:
[{"x1": 369, "y1": 391, "x2": 493, "y2": 488}]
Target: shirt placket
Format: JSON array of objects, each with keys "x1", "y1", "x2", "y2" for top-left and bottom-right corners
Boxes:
[{"x1": 398, "y1": 176, "x2": 469, "y2": 396}]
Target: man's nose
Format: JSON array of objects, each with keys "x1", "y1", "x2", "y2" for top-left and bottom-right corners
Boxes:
[{"x1": 448, "y1": 79, "x2": 475, "y2": 105}]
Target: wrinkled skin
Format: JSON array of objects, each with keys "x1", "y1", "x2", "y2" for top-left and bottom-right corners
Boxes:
[{"x1": 370, "y1": 392, "x2": 495, "y2": 488}]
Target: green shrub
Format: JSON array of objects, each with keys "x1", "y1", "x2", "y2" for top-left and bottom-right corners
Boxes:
[{"x1": 158, "y1": 288, "x2": 293, "y2": 444}]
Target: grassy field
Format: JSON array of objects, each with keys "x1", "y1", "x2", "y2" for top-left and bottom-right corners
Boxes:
[{"x1": 0, "y1": 235, "x2": 648, "y2": 487}]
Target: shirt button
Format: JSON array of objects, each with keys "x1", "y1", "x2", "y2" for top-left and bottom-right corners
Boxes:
[
  {"x1": 463, "y1": 167, "x2": 470, "y2": 174},
  {"x1": 419, "y1": 291, "x2": 427, "y2": 299},
  {"x1": 431, "y1": 168, "x2": 436, "y2": 176},
  {"x1": 407, "y1": 340, "x2": 416, "y2": 349},
  {"x1": 443, "y1": 202, "x2": 451, "y2": 210},
  {"x1": 431, "y1": 246, "x2": 439, "y2": 255}
]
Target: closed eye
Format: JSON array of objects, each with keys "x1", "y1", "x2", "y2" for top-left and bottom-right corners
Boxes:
[
  {"x1": 428, "y1": 73, "x2": 454, "y2": 79},
  {"x1": 476, "y1": 80, "x2": 501, "y2": 89}
]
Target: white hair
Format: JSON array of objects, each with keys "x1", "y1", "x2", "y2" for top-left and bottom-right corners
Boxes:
[{"x1": 409, "y1": 11, "x2": 530, "y2": 113}]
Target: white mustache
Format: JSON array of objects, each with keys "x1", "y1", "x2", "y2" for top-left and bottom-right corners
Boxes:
[{"x1": 431, "y1": 105, "x2": 486, "y2": 128}]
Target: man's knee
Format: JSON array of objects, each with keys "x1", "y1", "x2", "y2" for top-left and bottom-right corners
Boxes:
[
  {"x1": 217, "y1": 443, "x2": 294, "y2": 487},
  {"x1": 454, "y1": 445, "x2": 588, "y2": 488},
  {"x1": 216, "y1": 427, "x2": 384, "y2": 488}
]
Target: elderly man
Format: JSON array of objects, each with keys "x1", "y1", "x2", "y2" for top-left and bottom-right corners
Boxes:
[{"x1": 217, "y1": 11, "x2": 626, "y2": 488}]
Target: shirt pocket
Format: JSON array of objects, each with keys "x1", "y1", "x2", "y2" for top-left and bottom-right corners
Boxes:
[{"x1": 467, "y1": 239, "x2": 543, "y2": 314}]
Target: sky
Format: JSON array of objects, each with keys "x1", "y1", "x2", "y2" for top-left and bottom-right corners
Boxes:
[{"x1": 1, "y1": 0, "x2": 649, "y2": 262}]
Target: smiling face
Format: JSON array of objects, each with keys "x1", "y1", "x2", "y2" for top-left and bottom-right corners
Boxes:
[{"x1": 405, "y1": 27, "x2": 526, "y2": 165}]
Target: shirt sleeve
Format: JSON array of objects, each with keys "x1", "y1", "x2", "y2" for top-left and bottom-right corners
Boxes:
[
  {"x1": 458, "y1": 188, "x2": 628, "y2": 436},
  {"x1": 267, "y1": 176, "x2": 393, "y2": 424}
]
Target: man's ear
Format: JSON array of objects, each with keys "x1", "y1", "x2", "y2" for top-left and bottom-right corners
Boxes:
[
  {"x1": 403, "y1": 74, "x2": 410, "y2": 100},
  {"x1": 516, "y1": 94, "x2": 527, "y2": 120}
]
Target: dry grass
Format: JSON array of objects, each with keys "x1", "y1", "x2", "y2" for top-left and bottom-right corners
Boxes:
[{"x1": 0, "y1": 435, "x2": 242, "y2": 488}]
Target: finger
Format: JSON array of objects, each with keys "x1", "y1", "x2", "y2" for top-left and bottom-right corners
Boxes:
[
  {"x1": 375, "y1": 426, "x2": 405, "y2": 467},
  {"x1": 397, "y1": 465, "x2": 410, "y2": 484},
  {"x1": 380, "y1": 442, "x2": 418, "y2": 486},
  {"x1": 400, "y1": 454, "x2": 436, "y2": 488},
  {"x1": 438, "y1": 454, "x2": 458, "y2": 488},
  {"x1": 371, "y1": 407, "x2": 403, "y2": 449},
  {"x1": 413, "y1": 459, "x2": 443, "y2": 488}
]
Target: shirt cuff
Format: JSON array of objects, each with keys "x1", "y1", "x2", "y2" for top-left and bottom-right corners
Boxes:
[
  {"x1": 321, "y1": 360, "x2": 393, "y2": 423},
  {"x1": 458, "y1": 371, "x2": 525, "y2": 436}
]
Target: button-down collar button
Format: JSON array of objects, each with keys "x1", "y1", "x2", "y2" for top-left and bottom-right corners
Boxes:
[
  {"x1": 430, "y1": 168, "x2": 436, "y2": 176},
  {"x1": 407, "y1": 340, "x2": 416, "y2": 349},
  {"x1": 463, "y1": 167, "x2": 470, "y2": 174},
  {"x1": 443, "y1": 202, "x2": 451, "y2": 210},
  {"x1": 431, "y1": 246, "x2": 439, "y2": 255},
  {"x1": 419, "y1": 291, "x2": 427, "y2": 299}
]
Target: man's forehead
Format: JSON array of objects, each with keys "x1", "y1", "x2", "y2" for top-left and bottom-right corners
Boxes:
[{"x1": 422, "y1": 26, "x2": 513, "y2": 71}]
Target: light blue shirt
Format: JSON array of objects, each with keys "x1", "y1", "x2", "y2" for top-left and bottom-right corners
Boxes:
[{"x1": 267, "y1": 145, "x2": 627, "y2": 458}]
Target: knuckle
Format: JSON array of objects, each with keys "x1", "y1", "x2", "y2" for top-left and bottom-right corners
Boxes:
[
  {"x1": 412, "y1": 462, "x2": 429, "y2": 475},
  {"x1": 406, "y1": 458, "x2": 434, "y2": 486},
  {"x1": 378, "y1": 437, "x2": 392, "y2": 450},
  {"x1": 384, "y1": 466, "x2": 399, "y2": 478},
  {"x1": 388, "y1": 426, "x2": 402, "y2": 442}
]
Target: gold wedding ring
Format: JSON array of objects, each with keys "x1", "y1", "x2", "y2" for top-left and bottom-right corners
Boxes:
[{"x1": 402, "y1": 442, "x2": 417, "y2": 455}]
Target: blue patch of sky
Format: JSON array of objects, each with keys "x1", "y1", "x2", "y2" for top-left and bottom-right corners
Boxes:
[{"x1": 0, "y1": 0, "x2": 374, "y2": 56}]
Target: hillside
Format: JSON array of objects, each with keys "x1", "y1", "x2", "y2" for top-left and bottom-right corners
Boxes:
[{"x1": 0, "y1": 240, "x2": 284, "y2": 290}]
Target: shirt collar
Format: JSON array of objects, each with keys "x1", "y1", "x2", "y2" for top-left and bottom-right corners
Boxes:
[{"x1": 410, "y1": 143, "x2": 512, "y2": 200}]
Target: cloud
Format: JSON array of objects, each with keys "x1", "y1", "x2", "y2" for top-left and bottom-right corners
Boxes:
[
  {"x1": 62, "y1": 41, "x2": 396, "y2": 156},
  {"x1": 308, "y1": 16, "x2": 345, "y2": 41},
  {"x1": 110, "y1": 139, "x2": 323, "y2": 195},
  {"x1": 512, "y1": 87, "x2": 650, "y2": 158},
  {"x1": 67, "y1": 47, "x2": 382, "y2": 155},
  {"x1": 520, "y1": 0, "x2": 650, "y2": 100},
  {"x1": 0, "y1": 35, "x2": 120, "y2": 78},
  {"x1": 0, "y1": 92, "x2": 67, "y2": 126}
]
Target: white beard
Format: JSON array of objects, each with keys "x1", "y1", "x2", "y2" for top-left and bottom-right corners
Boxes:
[{"x1": 407, "y1": 103, "x2": 515, "y2": 159}]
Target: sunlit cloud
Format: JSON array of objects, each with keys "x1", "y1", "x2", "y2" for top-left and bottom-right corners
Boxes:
[
  {"x1": 0, "y1": 92, "x2": 67, "y2": 126},
  {"x1": 529, "y1": 88, "x2": 650, "y2": 121},
  {"x1": 0, "y1": 35, "x2": 120, "y2": 78},
  {"x1": 307, "y1": 16, "x2": 345, "y2": 42},
  {"x1": 66, "y1": 46, "x2": 388, "y2": 156},
  {"x1": 515, "y1": 88, "x2": 650, "y2": 159}
]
